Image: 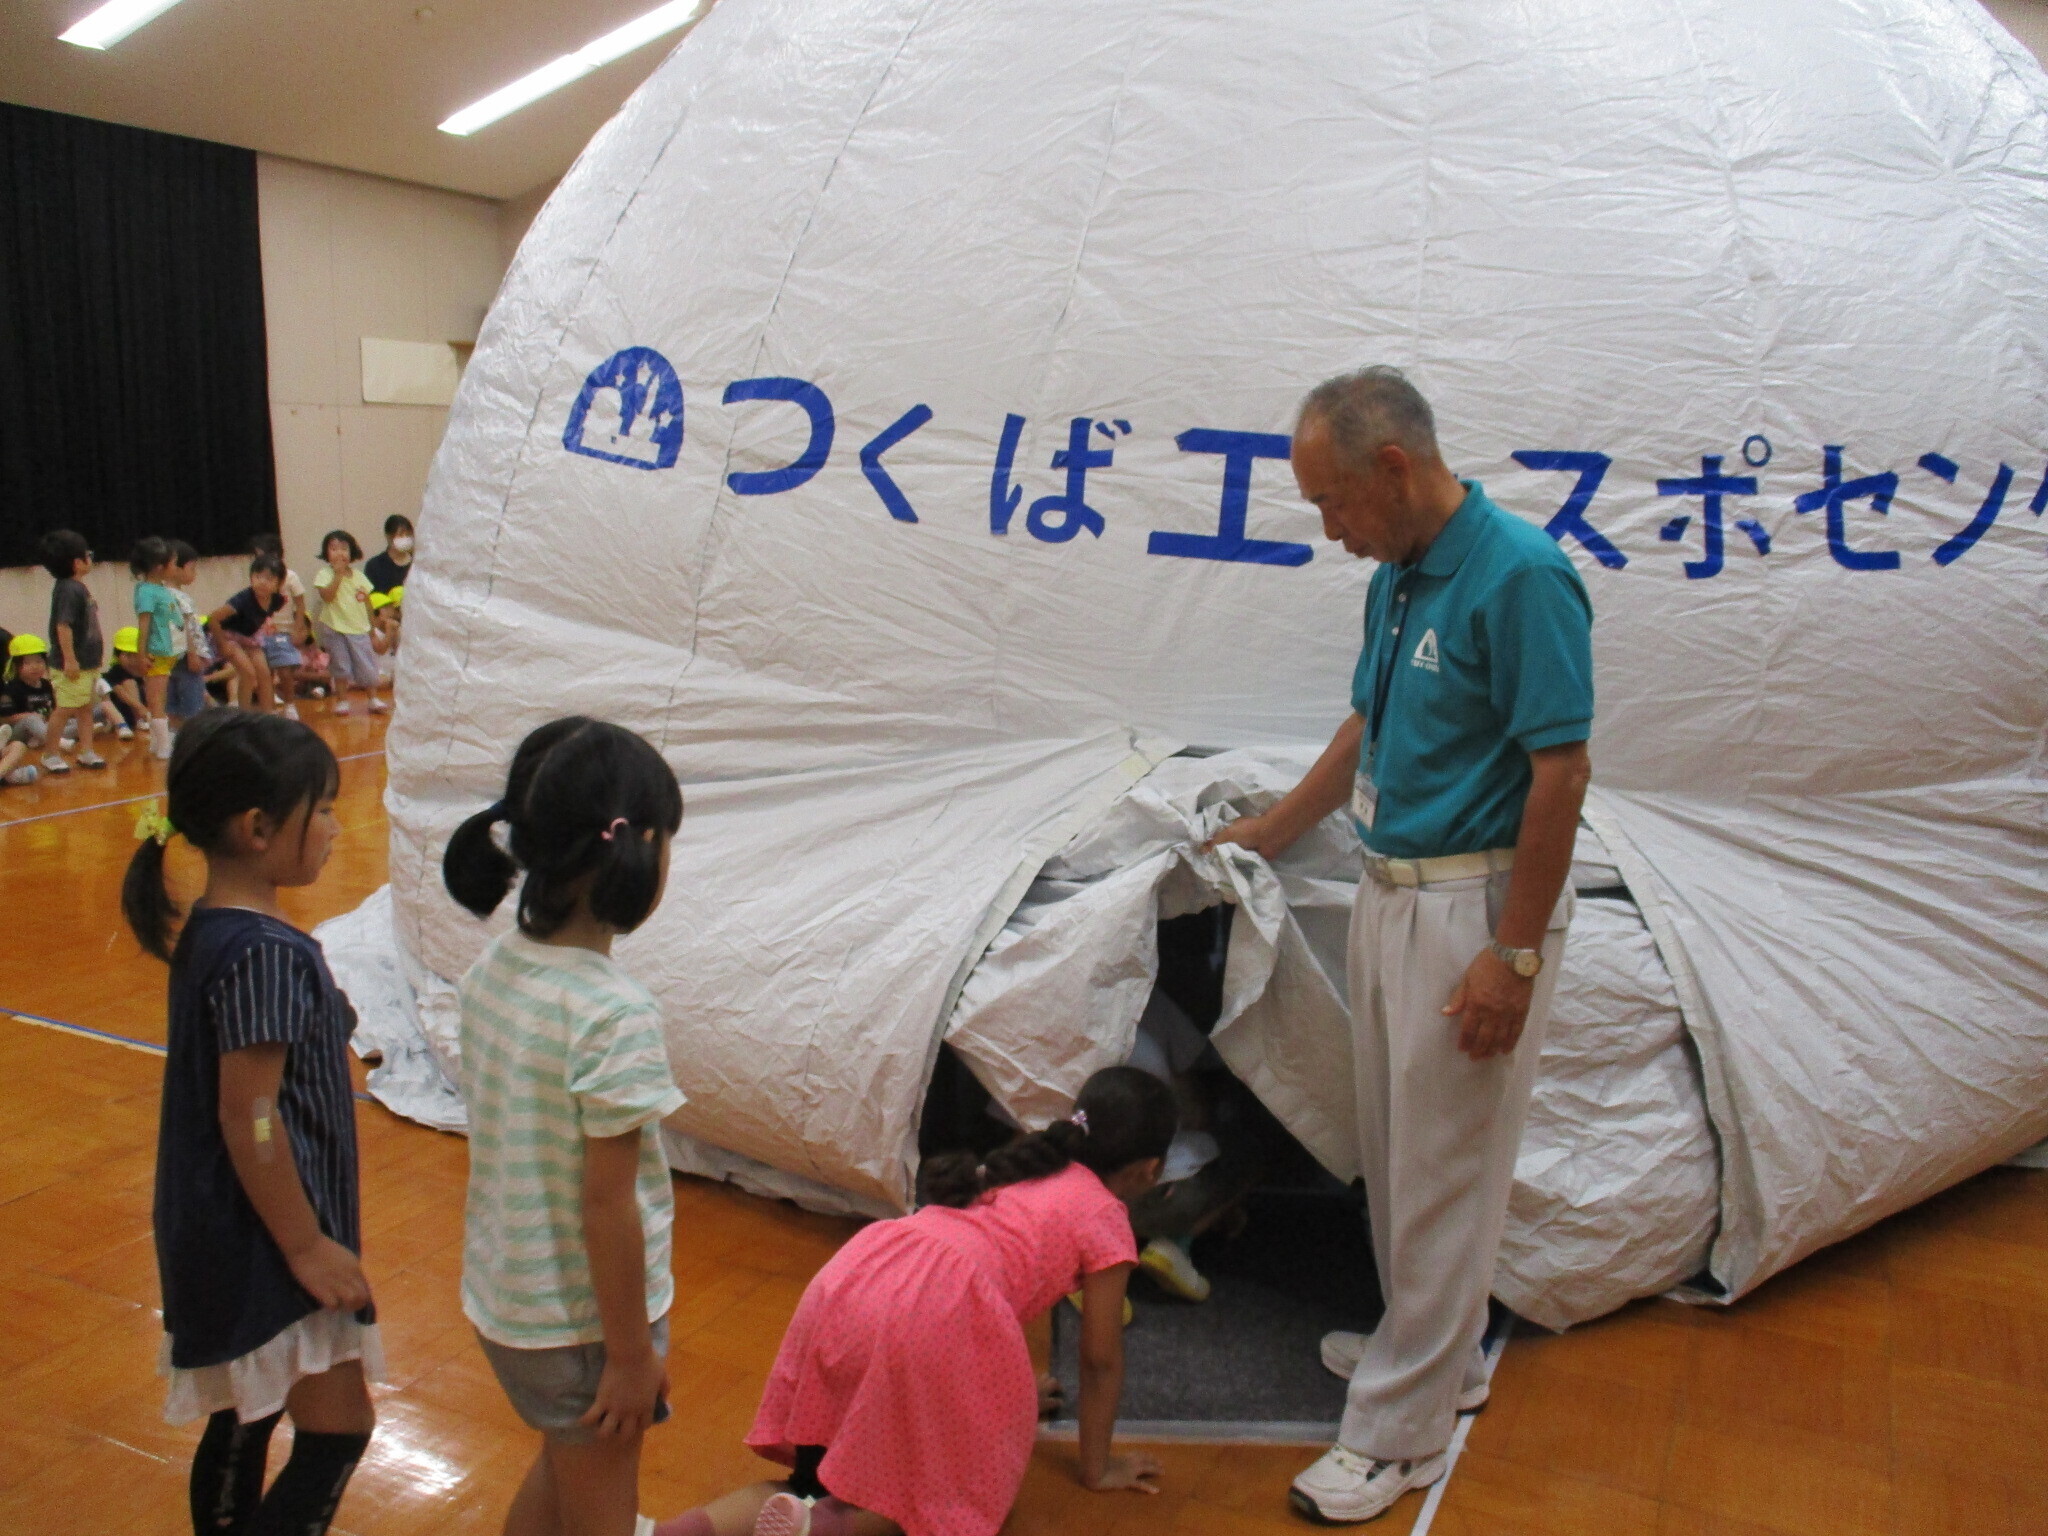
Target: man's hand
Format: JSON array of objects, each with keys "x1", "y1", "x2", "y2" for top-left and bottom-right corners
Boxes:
[
  {"x1": 285, "y1": 1234, "x2": 374, "y2": 1312},
  {"x1": 1082, "y1": 1451, "x2": 1163, "y2": 1495},
  {"x1": 1443, "y1": 946, "x2": 1535, "y2": 1061},
  {"x1": 579, "y1": 1346, "x2": 667, "y2": 1438},
  {"x1": 1201, "y1": 810, "x2": 1291, "y2": 861}
]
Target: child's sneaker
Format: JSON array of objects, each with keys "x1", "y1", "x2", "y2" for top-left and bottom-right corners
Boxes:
[
  {"x1": 283, "y1": 704, "x2": 301, "y2": 721},
  {"x1": 3, "y1": 764, "x2": 37, "y2": 786},
  {"x1": 752, "y1": 1493, "x2": 813, "y2": 1536},
  {"x1": 77, "y1": 752, "x2": 108, "y2": 769},
  {"x1": 368, "y1": 697, "x2": 388, "y2": 714},
  {"x1": 116, "y1": 724, "x2": 134, "y2": 741},
  {"x1": 1139, "y1": 1238, "x2": 1212, "y2": 1302},
  {"x1": 334, "y1": 699, "x2": 351, "y2": 716},
  {"x1": 41, "y1": 753, "x2": 70, "y2": 774}
]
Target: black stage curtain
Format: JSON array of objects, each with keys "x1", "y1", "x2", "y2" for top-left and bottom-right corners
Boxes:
[{"x1": 0, "y1": 101, "x2": 276, "y2": 570}]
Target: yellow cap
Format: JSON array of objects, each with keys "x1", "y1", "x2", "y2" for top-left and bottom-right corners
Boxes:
[
  {"x1": 113, "y1": 626, "x2": 140, "y2": 653},
  {"x1": 7, "y1": 633, "x2": 48, "y2": 658}
]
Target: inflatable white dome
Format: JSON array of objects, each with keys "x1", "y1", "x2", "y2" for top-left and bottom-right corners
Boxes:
[{"x1": 329, "y1": 0, "x2": 2048, "y2": 1328}]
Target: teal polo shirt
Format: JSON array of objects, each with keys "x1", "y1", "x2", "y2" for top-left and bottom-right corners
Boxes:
[{"x1": 1350, "y1": 480, "x2": 1593, "y2": 858}]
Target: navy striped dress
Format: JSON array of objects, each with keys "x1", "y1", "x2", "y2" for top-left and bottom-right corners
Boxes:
[{"x1": 154, "y1": 906, "x2": 369, "y2": 1369}]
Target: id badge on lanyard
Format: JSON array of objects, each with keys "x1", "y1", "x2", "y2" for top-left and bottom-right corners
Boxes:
[{"x1": 1351, "y1": 745, "x2": 1380, "y2": 830}]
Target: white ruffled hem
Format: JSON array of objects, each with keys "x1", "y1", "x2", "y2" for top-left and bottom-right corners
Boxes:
[{"x1": 160, "y1": 1312, "x2": 388, "y2": 1425}]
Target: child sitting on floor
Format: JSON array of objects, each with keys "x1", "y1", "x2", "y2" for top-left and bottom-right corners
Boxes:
[
  {"x1": 102, "y1": 628, "x2": 151, "y2": 741},
  {"x1": 2, "y1": 634, "x2": 57, "y2": 750},
  {"x1": 207, "y1": 554, "x2": 291, "y2": 713},
  {"x1": 0, "y1": 724, "x2": 36, "y2": 786},
  {"x1": 251, "y1": 534, "x2": 310, "y2": 719},
  {"x1": 670, "y1": 1066, "x2": 1175, "y2": 1536}
]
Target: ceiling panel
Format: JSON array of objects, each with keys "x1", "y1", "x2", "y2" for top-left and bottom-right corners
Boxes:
[{"x1": 0, "y1": 0, "x2": 710, "y2": 199}]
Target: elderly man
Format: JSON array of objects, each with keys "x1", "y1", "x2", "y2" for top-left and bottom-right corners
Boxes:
[{"x1": 1210, "y1": 367, "x2": 1593, "y2": 1523}]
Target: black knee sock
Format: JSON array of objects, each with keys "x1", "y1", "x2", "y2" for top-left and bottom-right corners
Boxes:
[
  {"x1": 189, "y1": 1409, "x2": 283, "y2": 1536},
  {"x1": 247, "y1": 1429, "x2": 370, "y2": 1536}
]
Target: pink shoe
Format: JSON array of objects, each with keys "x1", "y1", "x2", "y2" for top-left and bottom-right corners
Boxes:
[
  {"x1": 753, "y1": 1493, "x2": 812, "y2": 1536},
  {"x1": 334, "y1": 699, "x2": 351, "y2": 716}
]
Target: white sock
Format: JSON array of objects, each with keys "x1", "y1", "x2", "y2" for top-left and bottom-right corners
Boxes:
[{"x1": 150, "y1": 718, "x2": 173, "y2": 758}]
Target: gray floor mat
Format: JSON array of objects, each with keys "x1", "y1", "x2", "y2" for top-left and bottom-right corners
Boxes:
[{"x1": 1049, "y1": 1188, "x2": 1382, "y2": 1431}]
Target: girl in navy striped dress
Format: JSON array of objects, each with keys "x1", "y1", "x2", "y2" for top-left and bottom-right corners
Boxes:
[{"x1": 122, "y1": 710, "x2": 378, "y2": 1536}]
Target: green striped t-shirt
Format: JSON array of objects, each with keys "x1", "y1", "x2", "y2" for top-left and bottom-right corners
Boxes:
[{"x1": 457, "y1": 928, "x2": 685, "y2": 1347}]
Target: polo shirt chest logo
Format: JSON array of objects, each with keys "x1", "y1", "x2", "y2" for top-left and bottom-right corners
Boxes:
[{"x1": 1410, "y1": 628, "x2": 1441, "y2": 673}]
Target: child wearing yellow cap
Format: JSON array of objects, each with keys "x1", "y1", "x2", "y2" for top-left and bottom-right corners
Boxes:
[
  {"x1": 1, "y1": 634, "x2": 56, "y2": 752},
  {"x1": 103, "y1": 628, "x2": 151, "y2": 741}
]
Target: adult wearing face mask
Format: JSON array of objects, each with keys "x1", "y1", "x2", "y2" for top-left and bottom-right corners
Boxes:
[{"x1": 362, "y1": 515, "x2": 414, "y2": 596}]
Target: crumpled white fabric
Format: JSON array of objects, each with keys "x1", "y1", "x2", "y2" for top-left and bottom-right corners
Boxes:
[{"x1": 329, "y1": 0, "x2": 2046, "y2": 1324}]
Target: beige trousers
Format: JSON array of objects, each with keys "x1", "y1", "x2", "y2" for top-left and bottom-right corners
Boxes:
[{"x1": 1339, "y1": 868, "x2": 1571, "y2": 1460}]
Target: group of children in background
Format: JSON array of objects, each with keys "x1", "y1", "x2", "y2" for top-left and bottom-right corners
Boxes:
[
  {"x1": 130, "y1": 711, "x2": 1169, "y2": 1536},
  {"x1": 0, "y1": 515, "x2": 412, "y2": 787}
]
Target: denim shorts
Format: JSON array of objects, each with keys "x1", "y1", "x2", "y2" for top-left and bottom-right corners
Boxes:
[
  {"x1": 476, "y1": 1318, "x2": 671, "y2": 1443},
  {"x1": 261, "y1": 633, "x2": 302, "y2": 669},
  {"x1": 166, "y1": 666, "x2": 208, "y2": 719}
]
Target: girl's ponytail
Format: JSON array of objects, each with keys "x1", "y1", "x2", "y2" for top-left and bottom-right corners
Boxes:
[
  {"x1": 916, "y1": 1067, "x2": 1177, "y2": 1208},
  {"x1": 914, "y1": 1151, "x2": 988, "y2": 1209},
  {"x1": 587, "y1": 814, "x2": 666, "y2": 933},
  {"x1": 120, "y1": 710, "x2": 339, "y2": 963},
  {"x1": 443, "y1": 801, "x2": 516, "y2": 918},
  {"x1": 122, "y1": 833, "x2": 178, "y2": 961},
  {"x1": 445, "y1": 716, "x2": 684, "y2": 938}
]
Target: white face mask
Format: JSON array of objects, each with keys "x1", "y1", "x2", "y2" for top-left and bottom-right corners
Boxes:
[{"x1": 392, "y1": 536, "x2": 414, "y2": 553}]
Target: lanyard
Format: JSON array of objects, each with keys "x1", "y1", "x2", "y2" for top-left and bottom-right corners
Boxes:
[{"x1": 1366, "y1": 571, "x2": 1413, "y2": 757}]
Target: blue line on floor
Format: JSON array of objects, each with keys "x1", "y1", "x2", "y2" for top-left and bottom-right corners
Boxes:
[
  {"x1": 7, "y1": 1004, "x2": 378, "y2": 1102},
  {"x1": 8, "y1": 1004, "x2": 166, "y2": 1056}
]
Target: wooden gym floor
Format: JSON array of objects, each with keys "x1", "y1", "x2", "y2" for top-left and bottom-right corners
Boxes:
[{"x1": 1, "y1": 712, "x2": 2043, "y2": 1536}]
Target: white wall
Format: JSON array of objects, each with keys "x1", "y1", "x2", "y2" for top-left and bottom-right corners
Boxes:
[{"x1": 258, "y1": 154, "x2": 505, "y2": 579}]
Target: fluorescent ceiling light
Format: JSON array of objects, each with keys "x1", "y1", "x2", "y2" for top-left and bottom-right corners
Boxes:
[
  {"x1": 439, "y1": 0, "x2": 704, "y2": 136},
  {"x1": 59, "y1": 0, "x2": 188, "y2": 49}
]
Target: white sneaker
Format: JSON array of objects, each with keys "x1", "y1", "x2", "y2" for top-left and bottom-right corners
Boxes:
[
  {"x1": 3, "y1": 765, "x2": 37, "y2": 786},
  {"x1": 1289, "y1": 1445, "x2": 1445, "y2": 1524},
  {"x1": 116, "y1": 724, "x2": 134, "y2": 741},
  {"x1": 368, "y1": 696, "x2": 387, "y2": 714},
  {"x1": 1320, "y1": 1333, "x2": 1491, "y2": 1412},
  {"x1": 334, "y1": 699, "x2": 351, "y2": 716},
  {"x1": 752, "y1": 1492, "x2": 813, "y2": 1536},
  {"x1": 1139, "y1": 1238, "x2": 1212, "y2": 1302},
  {"x1": 41, "y1": 753, "x2": 70, "y2": 774},
  {"x1": 283, "y1": 704, "x2": 300, "y2": 721}
]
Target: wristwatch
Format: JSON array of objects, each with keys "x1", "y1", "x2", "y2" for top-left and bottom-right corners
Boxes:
[{"x1": 1488, "y1": 939, "x2": 1543, "y2": 978}]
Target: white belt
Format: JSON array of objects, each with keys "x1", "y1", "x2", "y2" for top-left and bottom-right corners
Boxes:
[{"x1": 1364, "y1": 846, "x2": 1515, "y2": 888}]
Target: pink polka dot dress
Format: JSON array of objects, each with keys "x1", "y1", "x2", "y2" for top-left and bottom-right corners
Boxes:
[{"x1": 747, "y1": 1163, "x2": 1137, "y2": 1536}]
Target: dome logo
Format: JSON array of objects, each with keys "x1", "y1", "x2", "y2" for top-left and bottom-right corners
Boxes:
[{"x1": 563, "y1": 346, "x2": 684, "y2": 469}]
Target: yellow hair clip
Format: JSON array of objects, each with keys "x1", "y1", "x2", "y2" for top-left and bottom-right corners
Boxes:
[{"x1": 133, "y1": 800, "x2": 176, "y2": 846}]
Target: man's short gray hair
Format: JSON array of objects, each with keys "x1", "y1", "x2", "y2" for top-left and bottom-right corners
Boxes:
[{"x1": 1297, "y1": 366, "x2": 1440, "y2": 468}]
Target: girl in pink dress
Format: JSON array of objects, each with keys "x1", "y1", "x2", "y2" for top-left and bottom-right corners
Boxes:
[{"x1": 658, "y1": 1067, "x2": 1176, "y2": 1536}]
